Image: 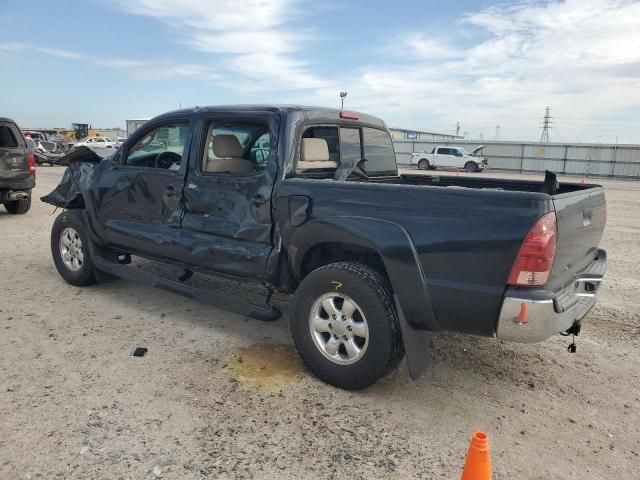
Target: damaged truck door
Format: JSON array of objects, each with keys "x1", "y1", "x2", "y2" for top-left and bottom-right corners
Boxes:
[
  {"x1": 179, "y1": 113, "x2": 278, "y2": 279},
  {"x1": 95, "y1": 118, "x2": 191, "y2": 258}
]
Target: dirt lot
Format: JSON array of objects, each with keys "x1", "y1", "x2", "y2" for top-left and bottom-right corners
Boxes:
[{"x1": 1, "y1": 167, "x2": 638, "y2": 479}]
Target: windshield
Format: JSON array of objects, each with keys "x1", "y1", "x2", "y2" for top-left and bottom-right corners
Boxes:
[{"x1": 457, "y1": 147, "x2": 469, "y2": 155}]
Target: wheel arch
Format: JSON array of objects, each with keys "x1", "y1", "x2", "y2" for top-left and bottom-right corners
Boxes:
[
  {"x1": 288, "y1": 216, "x2": 438, "y2": 379},
  {"x1": 288, "y1": 217, "x2": 438, "y2": 329}
]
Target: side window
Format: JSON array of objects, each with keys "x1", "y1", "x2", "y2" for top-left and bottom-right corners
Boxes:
[
  {"x1": 126, "y1": 123, "x2": 189, "y2": 170},
  {"x1": 202, "y1": 119, "x2": 271, "y2": 175},
  {"x1": 453, "y1": 149, "x2": 463, "y2": 157},
  {"x1": 95, "y1": 138, "x2": 105, "y2": 143},
  {"x1": 437, "y1": 147, "x2": 449, "y2": 155},
  {"x1": 362, "y1": 127, "x2": 397, "y2": 175},
  {"x1": 296, "y1": 126, "x2": 340, "y2": 176},
  {"x1": 0, "y1": 126, "x2": 19, "y2": 147}
]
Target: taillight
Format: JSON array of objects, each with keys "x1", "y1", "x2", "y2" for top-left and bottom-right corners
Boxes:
[
  {"x1": 28, "y1": 152, "x2": 37, "y2": 173},
  {"x1": 508, "y1": 212, "x2": 557, "y2": 287}
]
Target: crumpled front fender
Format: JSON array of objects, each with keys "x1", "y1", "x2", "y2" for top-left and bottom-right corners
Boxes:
[{"x1": 40, "y1": 147, "x2": 107, "y2": 208}]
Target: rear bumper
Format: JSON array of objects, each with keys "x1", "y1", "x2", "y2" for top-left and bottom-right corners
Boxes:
[
  {"x1": 496, "y1": 249, "x2": 606, "y2": 343},
  {"x1": 0, "y1": 174, "x2": 35, "y2": 191}
]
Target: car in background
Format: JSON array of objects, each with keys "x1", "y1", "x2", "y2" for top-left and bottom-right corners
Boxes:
[
  {"x1": 1, "y1": 117, "x2": 35, "y2": 214},
  {"x1": 115, "y1": 138, "x2": 126, "y2": 149},
  {"x1": 411, "y1": 145, "x2": 487, "y2": 172},
  {"x1": 73, "y1": 137, "x2": 116, "y2": 149}
]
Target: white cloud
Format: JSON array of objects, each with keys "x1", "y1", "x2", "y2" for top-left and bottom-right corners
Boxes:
[
  {"x1": 344, "y1": 0, "x2": 640, "y2": 141},
  {"x1": 396, "y1": 34, "x2": 463, "y2": 60},
  {"x1": 115, "y1": 0, "x2": 331, "y2": 91}
]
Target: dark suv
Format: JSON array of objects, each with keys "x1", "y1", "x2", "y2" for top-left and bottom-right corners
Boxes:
[{"x1": 0, "y1": 117, "x2": 36, "y2": 214}]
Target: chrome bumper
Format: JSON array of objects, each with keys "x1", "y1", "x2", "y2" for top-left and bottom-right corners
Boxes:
[{"x1": 496, "y1": 250, "x2": 606, "y2": 343}]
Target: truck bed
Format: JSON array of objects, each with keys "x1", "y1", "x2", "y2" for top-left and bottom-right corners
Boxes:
[{"x1": 395, "y1": 173, "x2": 595, "y2": 194}]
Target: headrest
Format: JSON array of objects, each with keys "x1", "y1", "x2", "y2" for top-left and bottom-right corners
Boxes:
[
  {"x1": 212, "y1": 134, "x2": 244, "y2": 158},
  {"x1": 301, "y1": 138, "x2": 330, "y2": 162}
]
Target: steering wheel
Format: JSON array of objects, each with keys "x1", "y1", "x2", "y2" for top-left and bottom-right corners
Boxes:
[{"x1": 155, "y1": 151, "x2": 181, "y2": 169}]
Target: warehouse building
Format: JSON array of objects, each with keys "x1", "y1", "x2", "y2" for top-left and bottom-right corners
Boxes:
[{"x1": 389, "y1": 127, "x2": 464, "y2": 142}]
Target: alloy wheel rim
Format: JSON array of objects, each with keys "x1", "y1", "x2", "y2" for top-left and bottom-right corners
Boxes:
[
  {"x1": 59, "y1": 227, "x2": 84, "y2": 272},
  {"x1": 308, "y1": 293, "x2": 369, "y2": 365}
]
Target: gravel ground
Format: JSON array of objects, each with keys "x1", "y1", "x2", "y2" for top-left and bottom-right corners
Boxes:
[{"x1": 1, "y1": 167, "x2": 638, "y2": 479}]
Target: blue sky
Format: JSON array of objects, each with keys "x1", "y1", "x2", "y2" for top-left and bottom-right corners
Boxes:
[{"x1": 1, "y1": 0, "x2": 639, "y2": 142}]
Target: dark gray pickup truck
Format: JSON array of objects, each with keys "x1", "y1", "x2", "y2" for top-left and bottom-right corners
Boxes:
[
  {"x1": 42, "y1": 105, "x2": 607, "y2": 389},
  {"x1": 1, "y1": 117, "x2": 36, "y2": 214}
]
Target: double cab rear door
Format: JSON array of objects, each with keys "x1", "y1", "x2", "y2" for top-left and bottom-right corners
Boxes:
[{"x1": 94, "y1": 111, "x2": 280, "y2": 280}]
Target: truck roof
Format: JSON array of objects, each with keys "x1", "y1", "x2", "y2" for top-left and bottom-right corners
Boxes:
[{"x1": 154, "y1": 104, "x2": 388, "y2": 129}]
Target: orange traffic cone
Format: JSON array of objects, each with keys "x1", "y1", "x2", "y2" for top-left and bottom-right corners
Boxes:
[
  {"x1": 461, "y1": 432, "x2": 492, "y2": 480},
  {"x1": 456, "y1": 168, "x2": 460, "y2": 176}
]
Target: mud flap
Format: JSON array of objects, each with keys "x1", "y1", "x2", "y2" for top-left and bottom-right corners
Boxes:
[{"x1": 394, "y1": 295, "x2": 430, "y2": 379}]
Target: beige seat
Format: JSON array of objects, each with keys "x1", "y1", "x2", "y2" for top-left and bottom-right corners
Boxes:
[
  {"x1": 204, "y1": 134, "x2": 254, "y2": 174},
  {"x1": 297, "y1": 138, "x2": 339, "y2": 172}
]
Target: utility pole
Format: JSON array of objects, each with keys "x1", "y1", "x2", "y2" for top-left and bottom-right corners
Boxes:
[
  {"x1": 494, "y1": 124, "x2": 500, "y2": 141},
  {"x1": 456, "y1": 122, "x2": 460, "y2": 136},
  {"x1": 540, "y1": 107, "x2": 552, "y2": 143}
]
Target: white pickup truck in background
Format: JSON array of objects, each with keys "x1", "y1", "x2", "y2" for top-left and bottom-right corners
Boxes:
[{"x1": 410, "y1": 145, "x2": 487, "y2": 172}]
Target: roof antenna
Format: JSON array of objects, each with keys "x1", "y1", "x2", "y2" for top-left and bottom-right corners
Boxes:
[{"x1": 339, "y1": 91, "x2": 348, "y2": 111}]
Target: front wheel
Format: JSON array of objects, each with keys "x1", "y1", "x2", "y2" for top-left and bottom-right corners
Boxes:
[
  {"x1": 291, "y1": 262, "x2": 404, "y2": 390},
  {"x1": 465, "y1": 161, "x2": 479, "y2": 173},
  {"x1": 51, "y1": 210, "x2": 96, "y2": 286},
  {"x1": 418, "y1": 158, "x2": 430, "y2": 170}
]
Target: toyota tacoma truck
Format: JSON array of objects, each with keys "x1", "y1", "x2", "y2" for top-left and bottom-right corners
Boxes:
[
  {"x1": 1, "y1": 117, "x2": 36, "y2": 214},
  {"x1": 42, "y1": 105, "x2": 606, "y2": 389}
]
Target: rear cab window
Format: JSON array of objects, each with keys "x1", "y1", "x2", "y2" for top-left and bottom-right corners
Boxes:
[
  {"x1": 0, "y1": 124, "x2": 21, "y2": 148},
  {"x1": 295, "y1": 125, "x2": 397, "y2": 178}
]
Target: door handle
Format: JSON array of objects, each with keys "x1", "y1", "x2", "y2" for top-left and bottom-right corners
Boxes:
[{"x1": 164, "y1": 185, "x2": 177, "y2": 196}]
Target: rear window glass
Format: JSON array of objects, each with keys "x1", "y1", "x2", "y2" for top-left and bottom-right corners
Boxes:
[
  {"x1": 362, "y1": 127, "x2": 397, "y2": 175},
  {"x1": 0, "y1": 126, "x2": 19, "y2": 148}
]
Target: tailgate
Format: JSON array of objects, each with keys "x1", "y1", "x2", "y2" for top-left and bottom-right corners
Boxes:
[
  {"x1": 548, "y1": 186, "x2": 606, "y2": 291},
  {"x1": 0, "y1": 122, "x2": 28, "y2": 176}
]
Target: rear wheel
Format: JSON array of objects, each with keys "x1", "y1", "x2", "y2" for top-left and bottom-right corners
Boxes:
[
  {"x1": 291, "y1": 262, "x2": 404, "y2": 390},
  {"x1": 51, "y1": 210, "x2": 96, "y2": 286},
  {"x1": 418, "y1": 159, "x2": 430, "y2": 170},
  {"x1": 465, "y1": 161, "x2": 479, "y2": 173},
  {"x1": 4, "y1": 194, "x2": 31, "y2": 214}
]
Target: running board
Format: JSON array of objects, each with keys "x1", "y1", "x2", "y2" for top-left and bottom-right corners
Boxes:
[{"x1": 92, "y1": 255, "x2": 282, "y2": 322}]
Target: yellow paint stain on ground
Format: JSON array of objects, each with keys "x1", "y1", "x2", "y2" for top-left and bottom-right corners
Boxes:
[{"x1": 226, "y1": 344, "x2": 305, "y2": 392}]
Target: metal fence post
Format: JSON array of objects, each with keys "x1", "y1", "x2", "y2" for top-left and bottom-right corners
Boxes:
[{"x1": 520, "y1": 144, "x2": 525, "y2": 173}]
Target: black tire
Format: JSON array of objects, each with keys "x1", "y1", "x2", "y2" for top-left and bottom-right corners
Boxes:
[
  {"x1": 291, "y1": 262, "x2": 404, "y2": 390},
  {"x1": 51, "y1": 210, "x2": 97, "y2": 286},
  {"x1": 4, "y1": 194, "x2": 31, "y2": 214},
  {"x1": 465, "y1": 161, "x2": 479, "y2": 173},
  {"x1": 418, "y1": 158, "x2": 430, "y2": 170}
]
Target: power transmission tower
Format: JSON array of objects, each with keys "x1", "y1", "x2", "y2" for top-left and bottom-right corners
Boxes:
[
  {"x1": 494, "y1": 124, "x2": 500, "y2": 141},
  {"x1": 540, "y1": 107, "x2": 552, "y2": 143},
  {"x1": 456, "y1": 122, "x2": 460, "y2": 136}
]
